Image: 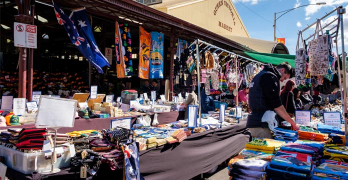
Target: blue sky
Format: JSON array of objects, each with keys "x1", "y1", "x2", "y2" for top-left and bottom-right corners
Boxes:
[{"x1": 232, "y1": 0, "x2": 348, "y2": 55}]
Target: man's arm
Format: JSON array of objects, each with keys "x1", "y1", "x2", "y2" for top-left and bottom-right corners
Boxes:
[{"x1": 274, "y1": 105, "x2": 298, "y2": 130}]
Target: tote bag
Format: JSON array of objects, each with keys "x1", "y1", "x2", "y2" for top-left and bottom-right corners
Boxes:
[{"x1": 295, "y1": 31, "x2": 307, "y2": 86}]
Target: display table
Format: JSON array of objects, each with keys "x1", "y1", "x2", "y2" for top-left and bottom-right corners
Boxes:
[
  {"x1": 0, "y1": 111, "x2": 182, "y2": 133},
  {"x1": 3, "y1": 113, "x2": 249, "y2": 180}
]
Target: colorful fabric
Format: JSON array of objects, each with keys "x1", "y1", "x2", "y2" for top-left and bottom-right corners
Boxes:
[
  {"x1": 270, "y1": 156, "x2": 312, "y2": 174},
  {"x1": 123, "y1": 142, "x2": 142, "y2": 180},
  {"x1": 275, "y1": 150, "x2": 313, "y2": 163},
  {"x1": 232, "y1": 159, "x2": 269, "y2": 172},
  {"x1": 115, "y1": 21, "x2": 126, "y2": 78},
  {"x1": 245, "y1": 138, "x2": 285, "y2": 153},
  {"x1": 298, "y1": 130, "x2": 328, "y2": 141},
  {"x1": 266, "y1": 165, "x2": 311, "y2": 179},
  {"x1": 53, "y1": 1, "x2": 110, "y2": 73},
  {"x1": 229, "y1": 168, "x2": 266, "y2": 179},
  {"x1": 119, "y1": 23, "x2": 133, "y2": 76},
  {"x1": 314, "y1": 163, "x2": 348, "y2": 179},
  {"x1": 138, "y1": 27, "x2": 151, "y2": 79},
  {"x1": 317, "y1": 124, "x2": 344, "y2": 135},
  {"x1": 149, "y1": 32, "x2": 164, "y2": 79}
]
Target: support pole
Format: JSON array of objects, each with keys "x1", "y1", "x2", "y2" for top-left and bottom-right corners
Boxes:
[
  {"x1": 235, "y1": 57, "x2": 239, "y2": 106},
  {"x1": 169, "y1": 31, "x2": 176, "y2": 101},
  {"x1": 18, "y1": 48, "x2": 27, "y2": 98},
  {"x1": 335, "y1": 42, "x2": 344, "y2": 112},
  {"x1": 28, "y1": 4, "x2": 35, "y2": 101},
  {"x1": 196, "y1": 39, "x2": 202, "y2": 126},
  {"x1": 274, "y1": 12, "x2": 277, "y2": 42},
  {"x1": 339, "y1": 7, "x2": 348, "y2": 146}
]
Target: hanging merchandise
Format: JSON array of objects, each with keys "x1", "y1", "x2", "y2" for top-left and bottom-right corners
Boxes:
[
  {"x1": 176, "y1": 39, "x2": 188, "y2": 59},
  {"x1": 308, "y1": 20, "x2": 330, "y2": 76},
  {"x1": 324, "y1": 33, "x2": 335, "y2": 81},
  {"x1": 219, "y1": 67, "x2": 228, "y2": 90},
  {"x1": 205, "y1": 51, "x2": 215, "y2": 69},
  {"x1": 115, "y1": 21, "x2": 126, "y2": 78},
  {"x1": 149, "y1": 32, "x2": 164, "y2": 79},
  {"x1": 52, "y1": 1, "x2": 110, "y2": 74},
  {"x1": 139, "y1": 27, "x2": 151, "y2": 79},
  {"x1": 295, "y1": 31, "x2": 307, "y2": 86},
  {"x1": 186, "y1": 55, "x2": 196, "y2": 73},
  {"x1": 119, "y1": 23, "x2": 133, "y2": 76}
]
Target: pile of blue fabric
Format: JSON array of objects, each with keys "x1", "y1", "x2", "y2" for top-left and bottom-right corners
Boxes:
[
  {"x1": 229, "y1": 159, "x2": 269, "y2": 180},
  {"x1": 313, "y1": 159, "x2": 348, "y2": 180},
  {"x1": 272, "y1": 127, "x2": 298, "y2": 142},
  {"x1": 317, "y1": 123, "x2": 344, "y2": 135}
]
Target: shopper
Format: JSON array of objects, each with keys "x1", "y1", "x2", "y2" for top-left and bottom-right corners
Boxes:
[
  {"x1": 292, "y1": 88, "x2": 303, "y2": 110},
  {"x1": 280, "y1": 80, "x2": 296, "y2": 115},
  {"x1": 312, "y1": 90, "x2": 323, "y2": 105},
  {"x1": 142, "y1": 80, "x2": 152, "y2": 94},
  {"x1": 235, "y1": 87, "x2": 249, "y2": 104},
  {"x1": 247, "y1": 63, "x2": 299, "y2": 139},
  {"x1": 201, "y1": 87, "x2": 215, "y2": 114},
  {"x1": 182, "y1": 89, "x2": 198, "y2": 119}
]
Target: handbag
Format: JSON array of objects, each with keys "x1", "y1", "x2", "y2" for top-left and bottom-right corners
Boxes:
[
  {"x1": 308, "y1": 20, "x2": 329, "y2": 76},
  {"x1": 295, "y1": 31, "x2": 307, "y2": 86}
]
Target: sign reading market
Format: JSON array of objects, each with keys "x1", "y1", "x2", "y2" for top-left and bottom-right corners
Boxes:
[{"x1": 214, "y1": 0, "x2": 236, "y2": 32}]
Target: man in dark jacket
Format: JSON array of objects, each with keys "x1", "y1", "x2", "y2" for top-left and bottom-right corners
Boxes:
[{"x1": 247, "y1": 63, "x2": 299, "y2": 138}]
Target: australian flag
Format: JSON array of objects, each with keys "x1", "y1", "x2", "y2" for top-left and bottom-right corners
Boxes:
[{"x1": 52, "y1": 0, "x2": 110, "y2": 73}]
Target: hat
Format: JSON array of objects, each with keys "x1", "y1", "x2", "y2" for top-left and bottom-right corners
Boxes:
[
  {"x1": 0, "y1": 116, "x2": 6, "y2": 127},
  {"x1": 78, "y1": 110, "x2": 90, "y2": 119},
  {"x1": 5, "y1": 114, "x2": 20, "y2": 126}
]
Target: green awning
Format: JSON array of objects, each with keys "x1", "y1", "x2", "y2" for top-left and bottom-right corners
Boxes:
[{"x1": 245, "y1": 51, "x2": 295, "y2": 68}]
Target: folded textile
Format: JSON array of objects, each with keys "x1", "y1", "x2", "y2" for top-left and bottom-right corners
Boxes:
[
  {"x1": 313, "y1": 163, "x2": 348, "y2": 179},
  {"x1": 266, "y1": 165, "x2": 311, "y2": 180},
  {"x1": 156, "y1": 139, "x2": 166, "y2": 146},
  {"x1": 146, "y1": 137, "x2": 157, "y2": 144},
  {"x1": 317, "y1": 124, "x2": 344, "y2": 135},
  {"x1": 232, "y1": 159, "x2": 269, "y2": 172},
  {"x1": 275, "y1": 150, "x2": 313, "y2": 163},
  {"x1": 295, "y1": 140, "x2": 325, "y2": 153},
  {"x1": 230, "y1": 168, "x2": 266, "y2": 179},
  {"x1": 312, "y1": 175, "x2": 339, "y2": 180},
  {"x1": 165, "y1": 137, "x2": 178, "y2": 144},
  {"x1": 245, "y1": 138, "x2": 285, "y2": 153},
  {"x1": 321, "y1": 159, "x2": 348, "y2": 167},
  {"x1": 147, "y1": 142, "x2": 157, "y2": 149},
  {"x1": 240, "y1": 149, "x2": 274, "y2": 161},
  {"x1": 270, "y1": 156, "x2": 312, "y2": 174},
  {"x1": 171, "y1": 129, "x2": 187, "y2": 142},
  {"x1": 298, "y1": 130, "x2": 329, "y2": 141}
]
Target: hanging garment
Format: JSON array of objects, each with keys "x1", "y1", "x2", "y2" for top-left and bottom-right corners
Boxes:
[
  {"x1": 205, "y1": 74, "x2": 211, "y2": 95},
  {"x1": 210, "y1": 69, "x2": 219, "y2": 90},
  {"x1": 219, "y1": 68, "x2": 228, "y2": 90},
  {"x1": 201, "y1": 69, "x2": 207, "y2": 83},
  {"x1": 119, "y1": 23, "x2": 133, "y2": 76},
  {"x1": 308, "y1": 20, "x2": 330, "y2": 76},
  {"x1": 186, "y1": 55, "x2": 196, "y2": 73},
  {"x1": 205, "y1": 51, "x2": 215, "y2": 69},
  {"x1": 295, "y1": 31, "x2": 307, "y2": 86}
]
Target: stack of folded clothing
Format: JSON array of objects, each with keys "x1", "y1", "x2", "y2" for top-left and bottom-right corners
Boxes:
[
  {"x1": 267, "y1": 150, "x2": 314, "y2": 180},
  {"x1": 15, "y1": 128, "x2": 47, "y2": 150},
  {"x1": 327, "y1": 133, "x2": 345, "y2": 146},
  {"x1": 0, "y1": 131, "x2": 11, "y2": 144},
  {"x1": 279, "y1": 143, "x2": 321, "y2": 165},
  {"x1": 146, "y1": 137, "x2": 157, "y2": 149},
  {"x1": 46, "y1": 133, "x2": 70, "y2": 145},
  {"x1": 171, "y1": 129, "x2": 187, "y2": 142},
  {"x1": 323, "y1": 145, "x2": 348, "y2": 162},
  {"x1": 317, "y1": 123, "x2": 344, "y2": 135},
  {"x1": 273, "y1": 127, "x2": 298, "y2": 142},
  {"x1": 313, "y1": 159, "x2": 348, "y2": 179},
  {"x1": 229, "y1": 159, "x2": 268, "y2": 180},
  {"x1": 135, "y1": 138, "x2": 147, "y2": 151},
  {"x1": 295, "y1": 140, "x2": 325, "y2": 155},
  {"x1": 298, "y1": 130, "x2": 328, "y2": 142},
  {"x1": 245, "y1": 138, "x2": 285, "y2": 154}
]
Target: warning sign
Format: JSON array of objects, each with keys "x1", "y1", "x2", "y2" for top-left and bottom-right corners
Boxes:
[
  {"x1": 13, "y1": 22, "x2": 37, "y2": 48},
  {"x1": 26, "y1": 25, "x2": 37, "y2": 48}
]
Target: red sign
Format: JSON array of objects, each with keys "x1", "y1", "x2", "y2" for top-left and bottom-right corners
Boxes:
[
  {"x1": 16, "y1": 24, "x2": 24, "y2": 32},
  {"x1": 277, "y1": 38, "x2": 285, "y2": 44},
  {"x1": 26, "y1": 25, "x2": 36, "y2": 33}
]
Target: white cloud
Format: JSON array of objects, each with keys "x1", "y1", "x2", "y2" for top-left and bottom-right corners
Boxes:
[
  {"x1": 232, "y1": 0, "x2": 259, "y2": 5},
  {"x1": 297, "y1": 21, "x2": 302, "y2": 27},
  {"x1": 305, "y1": 0, "x2": 348, "y2": 16},
  {"x1": 305, "y1": 17, "x2": 311, "y2": 20},
  {"x1": 294, "y1": 0, "x2": 301, "y2": 8}
]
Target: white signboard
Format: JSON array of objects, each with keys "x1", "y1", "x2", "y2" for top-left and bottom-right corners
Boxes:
[
  {"x1": 32, "y1": 91, "x2": 41, "y2": 105},
  {"x1": 26, "y1": 101, "x2": 38, "y2": 112},
  {"x1": 14, "y1": 22, "x2": 26, "y2": 47},
  {"x1": 110, "y1": 118, "x2": 131, "y2": 129},
  {"x1": 295, "y1": 111, "x2": 311, "y2": 126},
  {"x1": 105, "y1": 95, "x2": 114, "y2": 103},
  {"x1": 36, "y1": 96, "x2": 77, "y2": 128},
  {"x1": 151, "y1": 91, "x2": 156, "y2": 101},
  {"x1": 323, "y1": 112, "x2": 341, "y2": 128},
  {"x1": 26, "y1": 25, "x2": 37, "y2": 48},
  {"x1": 236, "y1": 106, "x2": 242, "y2": 119},
  {"x1": 105, "y1": 48, "x2": 113, "y2": 65},
  {"x1": 90, "y1": 86, "x2": 98, "y2": 99},
  {"x1": 1, "y1": 96, "x2": 13, "y2": 110},
  {"x1": 13, "y1": 98, "x2": 26, "y2": 115}
]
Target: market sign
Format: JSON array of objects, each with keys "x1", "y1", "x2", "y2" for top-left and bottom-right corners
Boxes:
[
  {"x1": 295, "y1": 110, "x2": 311, "y2": 126},
  {"x1": 323, "y1": 112, "x2": 341, "y2": 128},
  {"x1": 14, "y1": 22, "x2": 37, "y2": 48},
  {"x1": 277, "y1": 38, "x2": 285, "y2": 44}
]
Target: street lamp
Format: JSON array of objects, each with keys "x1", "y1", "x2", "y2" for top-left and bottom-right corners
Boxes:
[{"x1": 274, "y1": 2, "x2": 326, "y2": 41}]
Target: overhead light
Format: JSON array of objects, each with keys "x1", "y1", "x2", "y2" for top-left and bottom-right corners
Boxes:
[
  {"x1": 119, "y1": 16, "x2": 125, "y2": 19},
  {"x1": 7, "y1": 39, "x2": 11, "y2": 43},
  {"x1": 1, "y1": 24, "x2": 10, "y2": 30},
  {"x1": 74, "y1": 55, "x2": 78, "y2": 59},
  {"x1": 56, "y1": 56, "x2": 59, "y2": 58},
  {"x1": 13, "y1": 6, "x2": 18, "y2": 10},
  {"x1": 132, "y1": 54, "x2": 138, "y2": 59},
  {"x1": 42, "y1": 33, "x2": 49, "y2": 39},
  {"x1": 111, "y1": 44, "x2": 115, "y2": 48},
  {"x1": 94, "y1": 26, "x2": 102, "y2": 32},
  {"x1": 69, "y1": 55, "x2": 72, "y2": 59},
  {"x1": 45, "y1": 49, "x2": 49, "y2": 53},
  {"x1": 79, "y1": 56, "x2": 83, "y2": 61},
  {"x1": 61, "y1": 55, "x2": 65, "y2": 59},
  {"x1": 35, "y1": 15, "x2": 48, "y2": 23}
]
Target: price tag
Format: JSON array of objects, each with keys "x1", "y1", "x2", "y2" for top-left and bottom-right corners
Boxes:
[
  {"x1": 106, "y1": 95, "x2": 114, "y2": 103},
  {"x1": 160, "y1": 95, "x2": 166, "y2": 102},
  {"x1": 323, "y1": 112, "x2": 341, "y2": 128},
  {"x1": 151, "y1": 91, "x2": 156, "y2": 101},
  {"x1": 295, "y1": 111, "x2": 311, "y2": 126},
  {"x1": 219, "y1": 104, "x2": 226, "y2": 123},
  {"x1": 188, "y1": 105, "x2": 198, "y2": 127},
  {"x1": 32, "y1": 91, "x2": 41, "y2": 105},
  {"x1": 110, "y1": 118, "x2": 131, "y2": 129},
  {"x1": 143, "y1": 93, "x2": 149, "y2": 100},
  {"x1": 0, "y1": 162, "x2": 7, "y2": 180},
  {"x1": 13, "y1": 98, "x2": 26, "y2": 115},
  {"x1": 1, "y1": 95, "x2": 13, "y2": 110},
  {"x1": 79, "y1": 102, "x2": 88, "y2": 110},
  {"x1": 26, "y1": 101, "x2": 38, "y2": 112},
  {"x1": 90, "y1": 86, "x2": 98, "y2": 99}
]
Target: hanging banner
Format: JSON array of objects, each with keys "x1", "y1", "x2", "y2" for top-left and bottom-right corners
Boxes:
[
  {"x1": 105, "y1": 47, "x2": 113, "y2": 65},
  {"x1": 119, "y1": 23, "x2": 133, "y2": 76},
  {"x1": 149, "y1": 32, "x2": 164, "y2": 79},
  {"x1": 139, "y1": 27, "x2": 151, "y2": 79},
  {"x1": 115, "y1": 21, "x2": 126, "y2": 78}
]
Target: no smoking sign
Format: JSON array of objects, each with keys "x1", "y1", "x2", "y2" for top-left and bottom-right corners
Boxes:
[{"x1": 16, "y1": 24, "x2": 24, "y2": 32}]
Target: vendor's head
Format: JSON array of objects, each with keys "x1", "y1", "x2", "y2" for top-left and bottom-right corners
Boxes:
[
  {"x1": 282, "y1": 80, "x2": 295, "y2": 93},
  {"x1": 293, "y1": 88, "x2": 300, "y2": 99},
  {"x1": 276, "y1": 62, "x2": 292, "y2": 82},
  {"x1": 144, "y1": 80, "x2": 150, "y2": 87},
  {"x1": 152, "y1": 80, "x2": 158, "y2": 87}
]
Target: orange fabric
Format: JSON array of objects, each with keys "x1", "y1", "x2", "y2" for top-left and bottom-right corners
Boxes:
[
  {"x1": 298, "y1": 130, "x2": 328, "y2": 141},
  {"x1": 139, "y1": 27, "x2": 150, "y2": 79}
]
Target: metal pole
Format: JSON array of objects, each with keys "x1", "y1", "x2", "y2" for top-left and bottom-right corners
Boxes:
[
  {"x1": 274, "y1": 12, "x2": 277, "y2": 41},
  {"x1": 28, "y1": 4, "x2": 35, "y2": 101},
  {"x1": 196, "y1": 39, "x2": 202, "y2": 126},
  {"x1": 235, "y1": 57, "x2": 239, "y2": 105},
  {"x1": 339, "y1": 7, "x2": 348, "y2": 146},
  {"x1": 335, "y1": 42, "x2": 344, "y2": 111}
]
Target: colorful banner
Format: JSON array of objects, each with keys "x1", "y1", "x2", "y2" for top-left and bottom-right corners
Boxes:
[
  {"x1": 149, "y1": 32, "x2": 164, "y2": 79},
  {"x1": 115, "y1": 21, "x2": 126, "y2": 78},
  {"x1": 139, "y1": 27, "x2": 151, "y2": 79},
  {"x1": 119, "y1": 23, "x2": 133, "y2": 76}
]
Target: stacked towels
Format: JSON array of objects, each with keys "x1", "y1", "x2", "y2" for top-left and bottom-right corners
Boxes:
[
  {"x1": 15, "y1": 128, "x2": 47, "y2": 150},
  {"x1": 317, "y1": 123, "x2": 344, "y2": 135},
  {"x1": 273, "y1": 127, "x2": 298, "y2": 142},
  {"x1": 323, "y1": 145, "x2": 348, "y2": 162},
  {"x1": 313, "y1": 159, "x2": 348, "y2": 180},
  {"x1": 245, "y1": 138, "x2": 285, "y2": 154},
  {"x1": 327, "y1": 133, "x2": 345, "y2": 146},
  {"x1": 229, "y1": 159, "x2": 268, "y2": 180}
]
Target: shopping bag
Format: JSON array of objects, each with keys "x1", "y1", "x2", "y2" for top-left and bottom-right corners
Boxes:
[{"x1": 295, "y1": 31, "x2": 307, "y2": 86}]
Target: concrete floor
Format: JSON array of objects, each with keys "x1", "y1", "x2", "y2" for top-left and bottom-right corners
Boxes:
[{"x1": 191, "y1": 164, "x2": 229, "y2": 180}]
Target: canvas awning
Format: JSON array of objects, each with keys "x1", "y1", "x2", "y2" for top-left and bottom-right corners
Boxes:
[
  {"x1": 226, "y1": 35, "x2": 289, "y2": 54},
  {"x1": 245, "y1": 51, "x2": 295, "y2": 67}
]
